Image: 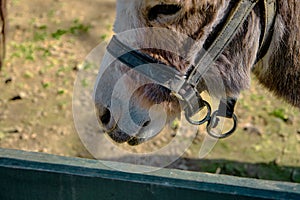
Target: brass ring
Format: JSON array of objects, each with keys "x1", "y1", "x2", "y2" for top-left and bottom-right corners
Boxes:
[
  {"x1": 206, "y1": 111, "x2": 237, "y2": 139},
  {"x1": 185, "y1": 100, "x2": 212, "y2": 126}
]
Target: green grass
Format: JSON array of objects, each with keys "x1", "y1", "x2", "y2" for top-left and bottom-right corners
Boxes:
[
  {"x1": 100, "y1": 34, "x2": 108, "y2": 41},
  {"x1": 11, "y1": 43, "x2": 35, "y2": 61},
  {"x1": 11, "y1": 0, "x2": 21, "y2": 6},
  {"x1": 34, "y1": 32, "x2": 48, "y2": 42},
  {"x1": 47, "y1": 10, "x2": 55, "y2": 18},
  {"x1": 269, "y1": 108, "x2": 288, "y2": 121},
  {"x1": 56, "y1": 66, "x2": 73, "y2": 76},
  {"x1": 24, "y1": 71, "x2": 34, "y2": 79},
  {"x1": 69, "y1": 19, "x2": 92, "y2": 34},
  {"x1": 51, "y1": 19, "x2": 92, "y2": 40},
  {"x1": 57, "y1": 89, "x2": 65, "y2": 95},
  {"x1": 51, "y1": 29, "x2": 68, "y2": 39},
  {"x1": 81, "y1": 79, "x2": 89, "y2": 88},
  {"x1": 42, "y1": 82, "x2": 51, "y2": 89},
  {"x1": 10, "y1": 42, "x2": 52, "y2": 62},
  {"x1": 33, "y1": 25, "x2": 48, "y2": 41}
]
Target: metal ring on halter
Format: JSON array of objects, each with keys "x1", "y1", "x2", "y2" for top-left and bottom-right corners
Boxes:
[
  {"x1": 206, "y1": 111, "x2": 238, "y2": 139},
  {"x1": 185, "y1": 100, "x2": 212, "y2": 126}
]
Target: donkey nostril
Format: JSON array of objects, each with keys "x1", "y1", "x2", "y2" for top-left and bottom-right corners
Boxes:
[
  {"x1": 100, "y1": 108, "x2": 111, "y2": 125},
  {"x1": 148, "y1": 4, "x2": 181, "y2": 21},
  {"x1": 142, "y1": 120, "x2": 151, "y2": 127}
]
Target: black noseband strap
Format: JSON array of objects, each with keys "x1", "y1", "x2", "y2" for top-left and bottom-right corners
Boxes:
[{"x1": 107, "y1": 36, "x2": 207, "y2": 117}]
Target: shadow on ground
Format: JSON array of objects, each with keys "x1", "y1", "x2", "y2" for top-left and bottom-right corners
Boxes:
[
  {"x1": 104, "y1": 155, "x2": 300, "y2": 183},
  {"x1": 172, "y1": 158, "x2": 300, "y2": 183}
]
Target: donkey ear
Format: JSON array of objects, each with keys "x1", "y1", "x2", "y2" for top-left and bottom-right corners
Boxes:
[{"x1": 253, "y1": 2, "x2": 300, "y2": 108}]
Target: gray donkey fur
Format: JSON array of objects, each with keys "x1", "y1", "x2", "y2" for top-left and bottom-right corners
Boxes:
[
  {"x1": 122, "y1": 0, "x2": 300, "y2": 107},
  {"x1": 95, "y1": 0, "x2": 299, "y2": 144}
]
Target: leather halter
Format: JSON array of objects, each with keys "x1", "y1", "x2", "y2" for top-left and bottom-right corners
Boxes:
[{"x1": 106, "y1": 0, "x2": 277, "y2": 138}]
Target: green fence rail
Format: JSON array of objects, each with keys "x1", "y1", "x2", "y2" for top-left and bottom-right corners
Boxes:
[{"x1": 0, "y1": 148, "x2": 299, "y2": 200}]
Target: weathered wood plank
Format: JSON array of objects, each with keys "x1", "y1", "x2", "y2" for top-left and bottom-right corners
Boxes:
[{"x1": 0, "y1": 148, "x2": 299, "y2": 200}]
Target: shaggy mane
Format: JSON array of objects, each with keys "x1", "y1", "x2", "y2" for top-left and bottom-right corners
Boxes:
[{"x1": 254, "y1": 0, "x2": 300, "y2": 107}]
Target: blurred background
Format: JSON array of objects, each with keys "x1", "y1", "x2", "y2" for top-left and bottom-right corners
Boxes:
[{"x1": 0, "y1": 0, "x2": 299, "y2": 182}]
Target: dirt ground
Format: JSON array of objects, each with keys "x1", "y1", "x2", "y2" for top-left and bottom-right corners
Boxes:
[{"x1": 0, "y1": 0, "x2": 300, "y2": 182}]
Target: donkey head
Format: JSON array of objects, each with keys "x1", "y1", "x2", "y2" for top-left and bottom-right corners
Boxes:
[{"x1": 94, "y1": 0, "x2": 264, "y2": 145}]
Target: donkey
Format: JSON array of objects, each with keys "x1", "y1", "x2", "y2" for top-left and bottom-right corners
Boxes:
[{"x1": 94, "y1": 0, "x2": 300, "y2": 145}]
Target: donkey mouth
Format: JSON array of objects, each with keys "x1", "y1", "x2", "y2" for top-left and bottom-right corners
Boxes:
[
  {"x1": 127, "y1": 137, "x2": 147, "y2": 146},
  {"x1": 106, "y1": 128, "x2": 132, "y2": 144},
  {"x1": 106, "y1": 131, "x2": 154, "y2": 146},
  {"x1": 106, "y1": 125, "x2": 159, "y2": 146}
]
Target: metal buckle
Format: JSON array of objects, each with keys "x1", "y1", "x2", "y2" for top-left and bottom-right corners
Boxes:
[
  {"x1": 185, "y1": 100, "x2": 211, "y2": 126},
  {"x1": 206, "y1": 111, "x2": 238, "y2": 139},
  {"x1": 107, "y1": 35, "x2": 240, "y2": 139}
]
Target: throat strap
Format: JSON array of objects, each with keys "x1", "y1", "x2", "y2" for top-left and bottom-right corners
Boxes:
[{"x1": 256, "y1": 0, "x2": 277, "y2": 61}]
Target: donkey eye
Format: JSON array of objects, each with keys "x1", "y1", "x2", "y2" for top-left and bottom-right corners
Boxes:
[{"x1": 148, "y1": 4, "x2": 182, "y2": 21}]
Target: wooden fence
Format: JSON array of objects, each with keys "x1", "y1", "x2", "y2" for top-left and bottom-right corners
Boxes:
[{"x1": 0, "y1": 148, "x2": 299, "y2": 200}]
